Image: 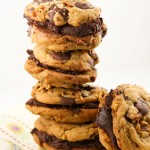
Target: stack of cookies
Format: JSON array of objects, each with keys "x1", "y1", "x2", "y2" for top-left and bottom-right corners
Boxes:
[{"x1": 24, "y1": 0, "x2": 107, "y2": 149}]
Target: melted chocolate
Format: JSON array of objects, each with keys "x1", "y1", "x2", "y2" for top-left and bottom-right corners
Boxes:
[
  {"x1": 25, "y1": 15, "x2": 106, "y2": 37},
  {"x1": 96, "y1": 107, "x2": 117, "y2": 147},
  {"x1": 26, "y1": 98, "x2": 99, "y2": 109},
  {"x1": 135, "y1": 98, "x2": 149, "y2": 115},
  {"x1": 96, "y1": 90, "x2": 120, "y2": 150},
  {"x1": 60, "y1": 97, "x2": 76, "y2": 105},
  {"x1": 75, "y1": 2, "x2": 93, "y2": 9},
  {"x1": 31, "y1": 128, "x2": 106, "y2": 150},
  {"x1": 48, "y1": 4, "x2": 68, "y2": 24},
  {"x1": 50, "y1": 51, "x2": 71, "y2": 61}
]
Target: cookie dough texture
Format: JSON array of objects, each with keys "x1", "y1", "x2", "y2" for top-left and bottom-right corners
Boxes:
[
  {"x1": 32, "y1": 81, "x2": 106, "y2": 105},
  {"x1": 34, "y1": 116, "x2": 98, "y2": 142},
  {"x1": 29, "y1": 25, "x2": 101, "y2": 51},
  {"x1": 33, "y1": 45, "x2": 99, "y2": 72},
  {"x1": 97, "y1": 84, "x2": 150, "y2": 150},
  {"x1": 24, "y1": 0, "x2": 101, "y2": 27},
  {"x1": 24, "y1": 59, "x2": 97, "y2": 88}
]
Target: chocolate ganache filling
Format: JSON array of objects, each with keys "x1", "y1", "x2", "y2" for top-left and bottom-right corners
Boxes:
[
  {"x1": 26, "y1": 98, "x2": 99, "y2": 109},
  {"x1": 31, "y1": 128, "x2": 106, "y2": 150},
  {"x1": 27, "y1": 50, "x2": 96, "y2": 75},
  {"x1": 96, "y1": 90, "x2": 120, "y2": 150},
  {"x1": 25, "y1": 15, "x2": 107, "y2": 37}
]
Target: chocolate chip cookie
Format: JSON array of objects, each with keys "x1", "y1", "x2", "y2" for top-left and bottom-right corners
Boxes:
[
  {"x1": 26, "y1": 98, "x2": 99, "y2": 123},
  {"x1": 24, "y1": 0, "x2": 101, "y2": 27},
  {"x1": 31, "y1": 81, "x2": 106, "y2": 105},
  {"x1": 24, "y1": 0, "x2": 107, "y2": 51},
  {"x1": 31, "y1": 116, "x2": 106, "y2": 150},
  {"x1": 96, "y1": 84, "x2": 150, "y2": 150},
  {"x1": 24, "y1": 57, "x2": 97, "y2": 88},
  {"x1": 32, "y1": 45, "x2": 99, "y2": 72},
  {"x1": 28, "y1": 25, "x2": 101, "y2": 51}
]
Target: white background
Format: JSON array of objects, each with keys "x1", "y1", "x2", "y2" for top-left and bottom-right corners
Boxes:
[{"x1": 0, "y1": 0, "x2": 150, "y2": 111}]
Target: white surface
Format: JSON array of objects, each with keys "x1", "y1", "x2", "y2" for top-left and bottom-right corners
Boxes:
[{"x1": 0, "y1": 0, "x2": 150, "y2": 111}]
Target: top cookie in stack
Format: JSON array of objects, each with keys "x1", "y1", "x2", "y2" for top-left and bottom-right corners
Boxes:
[
  {"x1": 24, "y1": 0, "x2": 107, "y2": 51},
  {"x1": 24, "y1": 0, "x2": 107, "y2": 88}
]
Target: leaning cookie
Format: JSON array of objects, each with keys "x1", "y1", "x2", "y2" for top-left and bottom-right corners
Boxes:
[
  {"x1": 96, "y1": 84, "x2": 150, "y2": 150},
  {"x1": 32, "y1": 45, "x2": 99, "y2": 72},
  {"x1": 26, "y1": 98, "x2": 99, "y2": 123},
  {"x1": 31, "y1": 116, "x2": 106, "y2": 150},
  {"x1": 31, "y1": 81, "x2": 106, "y2": 105},
  {"x1": 28, "y1": 25, "x2": 101, "y2": 51}
]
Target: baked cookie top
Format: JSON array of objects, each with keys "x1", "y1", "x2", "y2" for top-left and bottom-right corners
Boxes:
[
  {"x1": 31, "y1": 81, "x2": 106, "y2": 104},
  {"x1": 24, "y1": 0, "x2": 101, "y2": 27},
  {"x1": 34, "y1": 116, "x2": 98, "y2": 142},
  {"x1": 96, "y1": 84, "x2": 150, "y2": 150}
]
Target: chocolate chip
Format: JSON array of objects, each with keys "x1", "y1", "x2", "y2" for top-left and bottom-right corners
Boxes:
[
  {"x1": 96, "y1": 107, "x2": 112, "y2": 130},
  {"x1": 135, "y1": 98, "x2": 149, "y2": 115},
  {"x1": 75, "y1": 2, "x2": 93, "y2": 9},
  {"x1": 27, "y1": 49, "x2": 33, "y2": 55},
  {"x1": 60, "y1": 96, "x2": 76, "y2": 105},
  {"x1": 58, "y1": 8, "x2": 68, "y2": 18},
  {"x1": 48, "y1": 10, "x2": 56, "y2": 24},
  {"x1": 96, "y1": 107, "x2": 120, "y2": 150},
  {"x1": 50, "y1": 5, "x2": 68, "y2": 18},
  {"x1": 48, "y1": 4, "x2": 68, "y2": 24},
  {"x1": 51, "y1": 51, "x2": 71, "y2": 61},
  {"x1": 49, "y1": 4, "x2": 57, "y2": 10},
  {"x1": 82, "y1": 85, "x2": 94, "y2": 91},
  {"x1": 90, "y1": 76, "x2": 95, "y2": 82}
]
